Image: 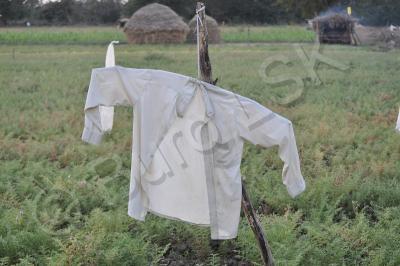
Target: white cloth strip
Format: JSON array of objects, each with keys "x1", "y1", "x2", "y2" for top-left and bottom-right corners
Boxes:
[{"x1": 105, "y1": 40, "x2": 119, "y2": 67}]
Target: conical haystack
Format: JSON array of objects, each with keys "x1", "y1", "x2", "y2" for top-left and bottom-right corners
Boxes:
[
  {"x1": 124, "y1": 3, "x2": 189, "y2": 44},
  {"x1": 187, "y1": 15, "x2": 221, "y2": 43}
]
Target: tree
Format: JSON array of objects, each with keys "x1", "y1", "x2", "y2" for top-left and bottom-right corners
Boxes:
[
  {"x1": 80, "y1": 0, "x2": 122, "y2": 24},
  {"x1": 277, "y1": 0, "x2": 341, "y2": 19},
  {"x1": 351, "y1": 0, "x2": 400, "y2": 25},
  {"x1": 3, "y1": 0, "x2": 400, "y2": 26},
  {"x1": 0, "y1": 0, "x2": 25, "y2": 25},
  {"x1": 207, "y1": 0, "x2": 288, "y2": 24},
  {"x1": 122, "y1": 0, "x2": 289, "y2": 23},
  {"x1": 39, "y1": 0, "x2": 76, "y2": 24}
]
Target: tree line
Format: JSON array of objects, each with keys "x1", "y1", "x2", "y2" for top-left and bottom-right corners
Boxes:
[{"x1": 1, "y1": 0, "x2": 400, "y2": 26}]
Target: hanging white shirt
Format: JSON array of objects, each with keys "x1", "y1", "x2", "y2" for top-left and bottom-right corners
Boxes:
[
  {"x1": 82, "y1": 46, "x2": 306, "y2": 240},
  {"x1": 396, "y1": 108, "x2": 400, "y2": 132}
]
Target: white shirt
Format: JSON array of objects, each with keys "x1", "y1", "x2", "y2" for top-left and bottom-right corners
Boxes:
[
  {"x1": 82, "y1": 44, "x2": 306, "y2": 239},
  {"x1": 397, "y1": 108, "x2": 400, "y2": 132}
]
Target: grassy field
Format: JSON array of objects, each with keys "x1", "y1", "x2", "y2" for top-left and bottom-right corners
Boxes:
[
  {"x1": 0, "y1": 29, "x2": 400, "y2": 265},
  {"x1": 0, "y1": 25, "x2": 315, "y2": 45}
]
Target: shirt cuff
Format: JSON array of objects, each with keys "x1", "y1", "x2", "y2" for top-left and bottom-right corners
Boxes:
[
  {"x1": 286, "y1": 177, "x2": 306, "y2": 198},
  {"x1": 82, "y1": 126, "x2": 103, "y2": 145}
]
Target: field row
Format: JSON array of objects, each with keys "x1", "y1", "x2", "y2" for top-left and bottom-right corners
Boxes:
[
  {"x1": 1, "y1": 43, "x2": 399, "y2": 264},
  {"x1": 0, "y1": 25, "x2": 316, "y2": 45}
]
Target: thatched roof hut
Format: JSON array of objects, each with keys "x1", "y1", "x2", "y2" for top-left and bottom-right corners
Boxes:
[
  {"x1": 124, "y1": 3, "x2": 189, "y2": 44},
  {"x1": 311, "y1": 14, "x2": 356, "y2": 45},
  {"x1": 187, "y1": 15, "x2": 221, "y2": 43}
]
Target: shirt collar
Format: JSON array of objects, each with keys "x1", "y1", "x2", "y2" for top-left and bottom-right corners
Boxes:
[{"x1": 176, "y1": 78, "x2": 215, "y2": 119}]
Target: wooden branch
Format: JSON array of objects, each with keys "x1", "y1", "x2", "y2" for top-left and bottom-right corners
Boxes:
[
  {"x1": 348, "y1": 16, "x2": 360, "y2": 46},
  {"x1": 242, "y1": 185, "x2": 275, "y2": 266},
  {"x1": 196, "y1": 2, "x2": 216, "y2": 85},
  {"x1": 196, "y1": 2, "x2": 274, "y2": 265}
]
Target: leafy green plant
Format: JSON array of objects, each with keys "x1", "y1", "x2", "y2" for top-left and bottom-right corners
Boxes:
[{"x1": 0, "y1": 38, "x2": 399, "y2": 265}]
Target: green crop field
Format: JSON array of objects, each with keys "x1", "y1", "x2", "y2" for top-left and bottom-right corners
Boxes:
[
  {"x1": 0, "y1": 26, "x2": 316, "y2": 45},
  {"x1": 0, "y1": 27, "x2": 400, "y2": 265}
]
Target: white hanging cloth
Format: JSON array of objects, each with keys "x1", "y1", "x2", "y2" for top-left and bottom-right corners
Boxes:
[
  {"x1": 98, "y1": 41, "x2": 119, "y2": 132},
  {"x1": 82, "y1": 65, "x2": 306, "y2": 239},
  {"x1": 396, "y1": 108, "x2": 400, "y2": 132},
  {"x1": 82, "y1": 40, "x2": 306, "y2": 239},
  {"x1": 105, "y1": 41, "x2": 119, "y2": 67}
]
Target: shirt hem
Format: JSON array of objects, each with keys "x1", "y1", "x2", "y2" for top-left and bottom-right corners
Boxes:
[
  {"x1": 127, "y1": 208, "x2": 238, "y2": 239},
  {"x1": 286, "y1": 178, "x2": 306, "y2": 198},
  {"x1": 210, "y1": 234, "x2": 238, "y2": 240},
  {"x1": 146, "y1": 208, "x2": 211, "y2": 227},
  {"x1": 82, "y1": 126, "x2": 103, "y2": 145}
]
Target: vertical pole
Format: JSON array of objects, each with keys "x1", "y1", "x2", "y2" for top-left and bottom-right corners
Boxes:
[
  {"x1": 196, "y1": 2, "x2": 214, "y2": 85},
  {"x1": 347, "y1": 9, "x2": 359, "y2": 46},
  {"x1": 242, "y1": 185, "x2": 275, "y2": 266},
  {"x1": 316, "y1": 21, "x2": 321, "y2": 44},
  {"x1": 247, "y1": 26, "x2": 250, "y2": 45},
  {"x1": 196, "y1": 3, "x2": 274, "y2": 265}
]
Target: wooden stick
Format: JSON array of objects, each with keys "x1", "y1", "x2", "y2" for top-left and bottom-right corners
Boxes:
[
  {"x1": 196, "y1": 2, "x2": 274, "y2": 265},
  {"x1": 348, "y1": 17, "x2": 360, "y2": 46},
  {"x1": 196, "y1": 2, "x2": 216, "y2": 85},
  {"x1": 242, "y1": 185, "x2": 275, "y2": 266}
]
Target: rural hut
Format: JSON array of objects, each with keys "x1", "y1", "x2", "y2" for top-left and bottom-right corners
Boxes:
[
  {"x1": 124, "y1": 3, "x2": 189, "y2": 44},
  {"x1": 311, "y1": 13, "x2": 357, "y2": 45},
  {"x1": 187, "y1": 15, "x2": 221, "y2": 43}
]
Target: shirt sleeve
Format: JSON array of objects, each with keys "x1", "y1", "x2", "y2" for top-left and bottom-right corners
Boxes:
[
  {"x1": 234, "y1": 95, "x2": 306, "y2": 198},
  {"x1": 82, "y1": 66, "x2": 145, "y2": 145},
  {"x1": 396, "y1": 108, "x2": 400, "y2": 132}
]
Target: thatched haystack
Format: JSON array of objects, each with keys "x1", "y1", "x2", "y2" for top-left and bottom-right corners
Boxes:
[
  {"x1": 312, "y1": 14, "x2": 356, "y2": 45},
  {"x1": 187, "y1": 15, "x2": 221, "y2": 43},
  {"x1": 355, "y1": 25, "x2": 400, "y2": 49},
  {"x1": 124, "y1": 3, "x2": 189, "y2": 44}
]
